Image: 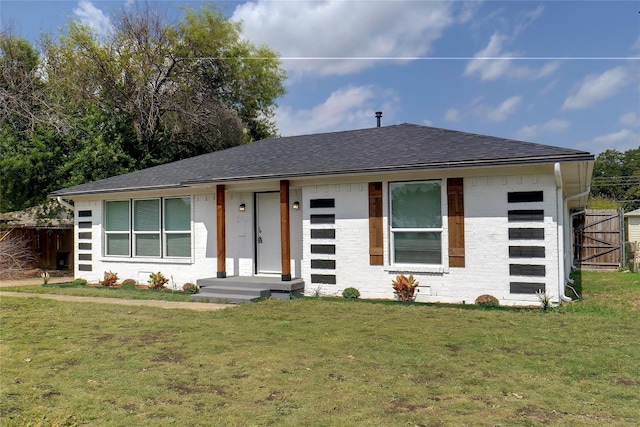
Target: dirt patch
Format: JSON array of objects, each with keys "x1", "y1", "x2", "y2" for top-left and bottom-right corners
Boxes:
[
  {"x1": 612, "y1": 377, "x2": 638, "y2": 386},
  {"x1": 266, "y1": 391, "x2": 285, "y2": 401},
  {"x1": 328, "y1": 373, "x2": 345, "y2": 381},
  {"x1": 516, "y1": 405, "x2": 562, "y2": 423},
  {"x1": 388, "y1": 398, "x2": 429, "y2": 413},
  {"x1": 632, "y1": 299, "x2": 640, "y2": 310},
  {"x1": 151, "y1": 353, "x2": 186, "y2": 363},
  {"x1": 445, "y1": 344, "x2": 462, "y2": 352}
]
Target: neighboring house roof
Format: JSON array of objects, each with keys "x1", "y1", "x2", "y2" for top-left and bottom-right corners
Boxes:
[
  {"x1": 51, "y1": 123, "x2": 594, "y2": 197},
  {"x1": 625, "y1": 209, "x2": 640, "y2": 217}
]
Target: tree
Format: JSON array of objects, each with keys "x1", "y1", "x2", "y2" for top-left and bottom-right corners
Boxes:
[
  {"x1": 42, "y1": 4, "x2": 285, "y2": 166},
  {"x1": 590, "y1": 148, "x2": 640, "y2": 211}
]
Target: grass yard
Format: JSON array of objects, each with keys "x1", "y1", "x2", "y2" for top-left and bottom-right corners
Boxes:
[{"x1": 1, "y1": 271, "x2": 639, "y2": 426}]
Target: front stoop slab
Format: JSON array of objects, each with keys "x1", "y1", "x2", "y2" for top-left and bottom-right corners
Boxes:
[{"x1": 192, "y1": 276, "x2": 304, "y2": 304}]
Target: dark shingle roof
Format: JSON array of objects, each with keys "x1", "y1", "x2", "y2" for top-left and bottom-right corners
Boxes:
[{"x1": 51, "y1": 123, "x2": 593, "y2": 197}]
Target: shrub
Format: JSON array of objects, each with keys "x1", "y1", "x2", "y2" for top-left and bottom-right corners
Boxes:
[
  {"x1": 148, "y1": 272, "x2": 169, "y2": 290},
  {"x1": 342, "y1": 287, "x2": 360, "y2": 299},
  {"x1": 475, "y1": 294, "x2": 500, "y2": 307},
  {"x1": 182, "y1": 283, "x2": 199, "y2": 294},
  {"x1": 71, "y1": 278, "x2": 87, "y2": 287},
  {"x1": 121, "y1": 279, "x2": 138, "y2": 290},
  {"x1": 392, "y1": 274, "x2": 419, "y2": 302},
  {"x1": 100, "y1": 271, "x2": 118, "y2": 287}
]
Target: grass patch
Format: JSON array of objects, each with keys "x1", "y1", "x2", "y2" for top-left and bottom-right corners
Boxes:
[
  {"x1": 1, "y1": 271, "x2": 639, "y2": 426},
  {"x1": 0, "y1": 283, "x2": 193, "y2": 302}
]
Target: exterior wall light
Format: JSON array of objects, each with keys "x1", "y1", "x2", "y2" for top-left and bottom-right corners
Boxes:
[
  {"x1": 239, "y1": 203, "x2": 246, "y2": 212},
  {"x1": 292, "y1": 201, "x2": 300, "y2": 210}
]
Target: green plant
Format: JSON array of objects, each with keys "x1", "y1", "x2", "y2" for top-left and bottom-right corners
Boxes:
[
  {"x1": 311, "y1": 285, "x2": 324, "y2": 298},
  {"x1": 71, "y1": 278, "x2": 88, "y2": 287},
  {"x1": 100, "y1": 271, "x2": 118, "y2": 287},
  {"x1": 121, "y1": 279, "x2": 138, "y2": 290},
  {"x1": 392, "y1": 274, "x2": 419, "y2": 302},
  {"x1": 475, "y1": 294, "x2": 500, "y2": 307},
  {"x1": 536, "y1": 290, "x2": 552, "y2": 311},
  {"x1": 182, "y1": 283, "x2": 199, "y2": 294},
  {"x1": 148, "y1": 272, "x2": 169, "y2": 290},
  {"x1": 342, "y1": 287, "x2": 360, "y2": 299}
]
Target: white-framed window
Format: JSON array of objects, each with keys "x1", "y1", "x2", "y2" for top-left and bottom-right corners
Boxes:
[
  {"x1": 104, "y1": 197, "x2": 192, "y2": 258},
  {"x1": 105, "y1": 200, "x2": 131, "y2": 256},
  {"x1": 389, "y1": 180, "x2": 442, "y2": 265},
  {"x1": 163, "y1": 197, "x2": 192, "y2": 257}
]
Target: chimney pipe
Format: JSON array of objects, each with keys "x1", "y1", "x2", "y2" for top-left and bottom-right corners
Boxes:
[{"x1": 375, "y1": 111, "x2": 382, "y2": 127}]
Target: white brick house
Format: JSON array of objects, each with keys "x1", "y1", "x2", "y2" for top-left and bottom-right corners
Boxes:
[{"x1": 52, "y1": 124, "x2": 594, "y2": 306}]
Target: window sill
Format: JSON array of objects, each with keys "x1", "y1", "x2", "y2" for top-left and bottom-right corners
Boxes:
[
  {"x1": 100, "y1": 256, "x2": 193, "y2": 265},
  {"x1": 385, "y1": 265, "x2": 448, "y2": 274}
]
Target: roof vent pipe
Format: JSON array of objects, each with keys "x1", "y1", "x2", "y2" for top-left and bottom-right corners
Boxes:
[{"x1": 375, "y1": 111, "x2": 382, "y2": 127}]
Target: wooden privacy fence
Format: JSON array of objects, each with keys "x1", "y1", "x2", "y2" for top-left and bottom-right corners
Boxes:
[
  {"x1": 573, "y1": 209, "x2": 622, "y2": 270},
  {"x1": 0, "y1": 227, "x2": 73, "y2": 271}
]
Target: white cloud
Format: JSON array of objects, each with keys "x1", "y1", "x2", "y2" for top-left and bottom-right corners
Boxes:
[
  {"x1": 73, "y1": 0, "x2": 111, "y2": 37},
  {"x1": 464, "y1": 32, "x2": 560, "y2": 81},
  {"x1": 579, "y1": 128, "x2": 640, "y2": 153},
  {"x1": 275, "y1": 85, "x2": 399, "y2": 135},
  {"x1": 512, "y1": 5, "x2": 544, "y2": 37},
  {"x1": 619, "y1": 112, "x2": 640, "y2": 127},
  {"x1": 444, "y1": 108, "x2": 461, "y2": 122},
  {"x1": 562, "y1": 66, "x2": 631, "y2": 110},
  {"x1": 516, "y1": 119, "x2": 570, "y2": 140},
  {"x1": 232, "y1": 1, "x2": 459, "y2": 77},
  {"x1": 422, "y1": 119, "x2": 434, "y2": 126},
  {"x1": 473, "y1": 95, "x2": 522, "y2": 122}
]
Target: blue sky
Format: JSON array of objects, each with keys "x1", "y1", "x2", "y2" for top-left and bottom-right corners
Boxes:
[{"x1": 2, "y1": 0, "x2": 639, "y2": 154}]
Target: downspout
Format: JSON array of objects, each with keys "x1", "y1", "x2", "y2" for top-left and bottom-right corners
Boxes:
[
  {"x1": 57, "y1": 196, "x2": 74, "y2": 212},
  {"x1": 555, "y1": 163, "x2": 590, "y2": 302},
  {"x1": 554, "y1": 164, "x2": 569, "y2": 302}
]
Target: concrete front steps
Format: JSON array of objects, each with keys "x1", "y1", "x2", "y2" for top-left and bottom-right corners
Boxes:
[{"x1": 192, "y1": 276, "x2": 305, "y2": 304}]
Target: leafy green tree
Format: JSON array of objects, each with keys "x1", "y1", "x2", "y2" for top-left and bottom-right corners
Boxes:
[
  {"x1": 42, "y1": 5, "x2": 285, "y2": 166},
  {"x1": 590, "y1": 148, "x2": 640, "y2": 211}
]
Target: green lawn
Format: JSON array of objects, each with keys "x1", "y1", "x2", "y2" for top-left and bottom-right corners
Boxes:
[{"x1": 1, "y1": 271, "x2": 639, "y2": 426}]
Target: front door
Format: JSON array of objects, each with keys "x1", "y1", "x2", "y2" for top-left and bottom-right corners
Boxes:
[{"x1": 256, "y1": 192, "x2": 281, "y2": 274}]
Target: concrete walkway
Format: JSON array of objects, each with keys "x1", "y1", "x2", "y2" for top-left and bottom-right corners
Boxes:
[{"x1": 0, "y1": 277, "x2": 232, "y2": 311}]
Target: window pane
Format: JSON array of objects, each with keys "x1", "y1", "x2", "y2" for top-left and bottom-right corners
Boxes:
[
  {"x1": 165, "y1": 197, "x2": 191, "y2": 231},
  {"x1": 106, "y1": 234, "x2": 129, "y2": 256},
  {"x1": 135, "y1": 234, "x2": 160, "y2": 256},
  {"x1": 166, "y1": 233, "x2": 191, "y2": 257},
  {"x1": 391, "y1": 182, "x2": 441, "y2": 228},
  {"x1": 394, "y1": 232, "x2": 441, "y2": 264},
  {"x1": 105, "y1": 201, "x2": 130, "y2": 231},
  {"x1": 134, "y1": 200, "x2": 160, "y2": 231}
]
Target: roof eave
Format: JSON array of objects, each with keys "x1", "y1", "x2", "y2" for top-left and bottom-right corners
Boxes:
[
  {"x1": 183, "y1": 154, "x2": 595, "y2": 185},
  {"x1": 49, "y1": 184, "x2": 190, "y2": 198}
]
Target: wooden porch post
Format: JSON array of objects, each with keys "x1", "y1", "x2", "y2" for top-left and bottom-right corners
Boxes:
[
  {"x1": 280, "y1": 180, "x2": 291, "y2": 281},
  {"x1": 216, "y1": 184, "x2": 226, "y2": 278}
]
